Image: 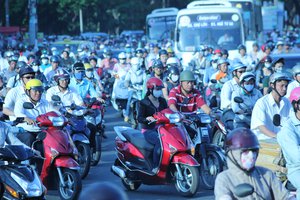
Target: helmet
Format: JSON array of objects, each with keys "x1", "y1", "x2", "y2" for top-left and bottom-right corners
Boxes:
[
  {"x1": 146, "y1": 77, "x2": 164, "y2": 89},
  {"x1": 135, "y1": 48, "x2": 143, "y2": 54},
  {"x1": 31, "y1": 60, "x2": 41, "y2": 66},
  {"x1": 292, "y1": 64, "x2": 300, "y2": 76},
  {"x1": 152, "y1": 60, "x2": 163, "y2": 68},
  {"x1": 25, "y1": 79, "x2": 43, "y2": 91},
  {"x1": 103, "y1": 48, "x2": 112, "y2": 56},
  {"x1": 263, "y1": 56, "x2": 272, "y2": 63},
  {"x1": 167, "y1": 66, "x2": 180, "y2": 76},
  {"x1": 118, "y1": 52, "x2": 126, "y2": 59},
  {"x1": 214, "y1": 49, "x2": 221, "y2": 54},
  {"x1": 269, "y1": 72, "x2": 291, "y2": 84},
  {"x1": 225, "y1": 128, "x2": 260, "y2": 151},
  {"x1": 16, "y1": 61, "x2": 28, "y2": 69},
  {"x1": 167, "y1": 47, "x2": 174, "y2": 53},
  {"x1": 84, "y1": 63, "x2": 93, "y2": 70},
  {"x1": 159, "y1": 49, "x2": 168, "y2": 56},
  {"x1": 180, "y1": 70, "x2": 196, "y2": 82},
  {"x1": 73, "y1": 62, "x2": 85, "y2": 71},
  {"x1": 217, "y1": 58, "x2": 230, "y2": 66},
  {"x1": 9, "y1": 55, "x2": 18, "y2": 62},
  {"x1": 232, "y1": 62, "x2": 246, "y2": 71},
  {"x1": 166, "y1": 57, "x2": 178, "y2": 66},
  {"x1": 88, "y1": 56, "x2": 97, "y2": 63},
  {"x1": 239, "y1": 72, "x2": 255, "y2": 83},
  {"x1": 54, "y1": 69, "x2": 70, "y2": 82},
  {"x1": 272, "y1": 57, "x2": 284, "y2": 66},
  {"x1": 276, "y1": 41, "x2": 284, "y2": 47},
  {"x1": 237, "y1": 44, "x2": 246, "y2": 51},
  {"x1": 289, "y1": 87, "x2": 300, "y2": 103},
  {"x1": 50, "y1": 55, "x2": 60, "y2": 63},
  {"x1": 197, "y1": 45, "x2": 207, "y2": 52},
  {"x1": 221, "y1": 49, "x2": 228, "y2": 56},
  {"x1": 19, "y1": 66, "x2": 35, "y2": 77},
  {"x1": 41, "y1": 54, "x2": 49, "y2": 60}
]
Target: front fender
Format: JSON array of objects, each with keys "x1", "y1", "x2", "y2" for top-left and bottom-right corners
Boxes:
[
  {"x1": 54, "y1": 156, "x2": 80, "y2": 170},
  {"x1": 172, "y1": 153, "x2": 200, "y2": 167},
  {"x1": 72, "y1": 133, "x2": 90, "y2": 144}
]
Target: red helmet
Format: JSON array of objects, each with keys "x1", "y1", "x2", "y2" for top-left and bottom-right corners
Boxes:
[
  {"x1": 289, "y1": 87, "x2": 300, "y2": 103},
  {"x1": 225, "y1": 128, "x2": 260, "y2": 151},
  {"x1": 54, "y1": 69, "x2": 70, "y2": 83},
  {"x1": 146, "y1": 77, "x2": 164, "y2": 89}
]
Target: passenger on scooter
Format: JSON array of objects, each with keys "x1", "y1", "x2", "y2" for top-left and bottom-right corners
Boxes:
[
  {"x1": 220, "y1": 62, "x2": 246, "y2": 110},
  {"x1": 215, "y1": 128, "x2": 293, "y2": 200},
  {"x1": 278, "y1": 87, "x2": 300, "y2": 200},
  {"x1": 162, "y1": 66, "x2": 179, "y2": 101},
  {"x1": 46, "y1": 68, "x2": 83, "y2": 106},
  {"x1": 137, "y1": 77, "x2": 167, "y2": 172},
  {"x1": 251, "y1": 73, "x2": 292, "y2": 140},
  {"x1": 168, "y1": 70, "x2": 211, "y2": 139},
  {"x1": 3, "y1": 66, "x2": 35, "y2": 120},
  {"x1": 231, "y1": 72, "x2": 262, "y2": 129},
  {"x1": 14, "y1": 79, "x2": 55, "y2": 146}
]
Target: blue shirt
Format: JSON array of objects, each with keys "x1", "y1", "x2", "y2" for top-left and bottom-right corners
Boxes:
[{"x1": 69, "y1": 77, "x2": 98, "y2": 99}]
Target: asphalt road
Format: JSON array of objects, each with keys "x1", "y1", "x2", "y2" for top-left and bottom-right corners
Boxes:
[{"x1": 47, "y1": 106, "x2": 215, "y2": 200}]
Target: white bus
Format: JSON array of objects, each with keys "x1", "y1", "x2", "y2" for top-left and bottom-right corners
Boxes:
[
  {"x1": 146, "y1": 7, "x2": 178, "y2": 43},
  {"x1": 174, "y1": 1, "x2": 245, "y2": 67}
]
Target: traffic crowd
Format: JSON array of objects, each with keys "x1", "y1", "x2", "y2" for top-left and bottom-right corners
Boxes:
[{"x1": 0, "y1": 26, "x2": 300, "y2": 199}]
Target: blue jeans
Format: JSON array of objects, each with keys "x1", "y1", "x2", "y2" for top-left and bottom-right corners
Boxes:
[
  {"x1": 288, "y1": 171, "x2": 300, "y2": 200},
  {"x1": 144, "y1": 130, "x2": 161, "y2": 168},
  {"x1": 124, "y1": 90, "x2": 134, "y2": 117}
]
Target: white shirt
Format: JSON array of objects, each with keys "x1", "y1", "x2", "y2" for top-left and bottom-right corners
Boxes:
[
  {"x1": 6, "y1": 75, "x2": 21, "y2": 89},
  {"x1": 286, "y1": 80, "x2": 300, "y2": 99},
  {"x1": 3, "y1": 85, "x2": 27, "y2": 120},
  {"x1": 220, "y1": 79, "x2": 239, "y2": 110},
  {"x1": 46, "y1": 85, "x2": 83, "y2": 106},
  {"x1": 251, "y1": 93, "x2": 292, "y2": 140}
]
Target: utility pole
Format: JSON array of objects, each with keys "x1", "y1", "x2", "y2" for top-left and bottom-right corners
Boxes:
[
  {"x1": 162, "y1": 0, "x2": 166, "y2": 8},
  {"x1": 28, "y1": 0, "x2": 37, "y2": 46},
  {"x1": 79, "y1": 9, "x2": 83, "y2": 34},
  {"x1": 5, "y1": 0, "x2": 10, "y2": 26}
]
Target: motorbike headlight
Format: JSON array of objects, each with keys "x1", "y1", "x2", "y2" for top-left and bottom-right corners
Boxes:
[
  {"x1": 11, "y1": 172, "x2": 43, "y2": 197},
  {"x1": 70, "y1": 109, "x2": 85, "y2": 116},
  {"x1": 48, "y1": 116, "x2": 65, "y2": 126},
  {"x1": 165, "y1": 113, "x2": 181, "y2": 123}
]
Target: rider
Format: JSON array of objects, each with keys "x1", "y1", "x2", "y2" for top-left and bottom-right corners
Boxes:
[
  {"x1": 14, "y1": 79, "x2": 54, "y2": 146},
  {"x1": 3, "y1": 67, "x2": 35, "y2": 120},
  {"x1": 162, "y1": 66, "x2": 180, "y2": 101},
  {"x1": 6, "y1": 60, "x2": 27, "y2": 90},
  {"x1": 277, "y1": 87, "x2": 300, "y2": 200},
  {"x1": 220, "y1": 62, "x2": 246, "y2": 110},
  {"x1": 215, "y1": 127, "x2": 292, "y2": 200},
  {"x1": 286, "y1": 64, "x2": 300, "y2": 98},
  {"x1": 46, "y1": 69, "x2": 83, "y2": 106},
  {"x1": 251, "y1": 72, "x2": 292, "y2": 140},
  {"x1": 43, "y1": 55, "x2": 61, "y2": 83},
  {"x1": 231, "y1": 72, "x2": 262, "y2": 129},
  {"x1": 137, "y1": 77, "x2": 167, "y2": 172}
]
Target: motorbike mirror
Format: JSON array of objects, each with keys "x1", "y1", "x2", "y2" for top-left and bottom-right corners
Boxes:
[
  {"x1": 36, "y1": 132, "x2": 46, "y2": 141},
  {"x1": 233, "y1": 183, "x2": 254, "y2": 198},
  {"x1": 23, "y1": 102, "x2": 34, "y2": 109},
  {"x1": 273, "y1": 114, "x2": 281, "y2": 127},
  {"x1": 234, "y1": 97, "x2": 244, "y2": 104},
  {"x1": 51, "y1": 95, "x2": 61, "y2": 102},
  {"x1": 210, "y1": 79, "x2": 217, "y2": 84},
  {"x1": 70, "y1": 103, "x2": 77, "y2": 110}
]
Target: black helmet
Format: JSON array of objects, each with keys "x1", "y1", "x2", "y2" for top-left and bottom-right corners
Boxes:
[
  {"x1": 50, "y1": 55, "x2": 60, "y2": 63},
  {"x1": 73, "y1": 62, "x2": 85, "y2": 71},
  {"x1": 221, "y1": 49, "x2": 228, "y2": 56},
  {"x1": 135, "y1": 48, "x2": 144, "y2": 54},
  {"x1": 263, "y1": 56, "x2": 272, "y2": 63},
  {"x1": 103, "y1": 48, "x2": 112, "y2": 56},
  {"x1": 31, "y1": 59, "x2": 41, "y2": 66},
  {"x1": 168, "y1": 66, "x2": 180, "y2": 76},
  {"x1": 225, "y1": 128, "x2": 260, "y2": 151},
  {"x1": 16, "y1": 61, "x2": 28, "y2": 69},
  {"x1": 152, "y1": 60, "x2": 164, "y2": 68},
  {"x1": 237, "y1": 44, "x2": 246, "y2": 51},
  {"x1": 19, "y1": 66, "x2": 35, "y2": 77},
  {"x1": 159, "y1": 49, "x2": 168, "y2": 56}
]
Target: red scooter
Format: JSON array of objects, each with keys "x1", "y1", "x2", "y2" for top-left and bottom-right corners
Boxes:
[
  {"x1": 23, "y1": 102, "x2": 82, "y2": 200},
  {"x1": 111, "y1": 108, "x2": 200, "y2": 197}
]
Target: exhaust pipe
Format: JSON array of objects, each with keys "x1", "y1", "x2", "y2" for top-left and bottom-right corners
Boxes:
[{"x1": 111, "y1": 165, "x2": 126, "y2": 178}]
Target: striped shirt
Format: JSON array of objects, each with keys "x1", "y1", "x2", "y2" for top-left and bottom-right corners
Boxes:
[{"x1": 168, "y1": 85, "x2": 205, "y2": 114}]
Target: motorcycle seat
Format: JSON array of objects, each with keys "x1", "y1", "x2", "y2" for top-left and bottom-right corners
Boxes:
[{"x1": 122, "y1": 130, "x2": 154, "y2": 151}]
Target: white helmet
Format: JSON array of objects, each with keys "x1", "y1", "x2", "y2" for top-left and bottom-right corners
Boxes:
[
  {"x1": 166, "y1": 57, "x2": 179, "y2": 66},
  {"x1": 118, "y1": 52, "x2": 126, "y2": 59}
]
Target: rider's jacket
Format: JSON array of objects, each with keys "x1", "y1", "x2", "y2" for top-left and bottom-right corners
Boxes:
[
  {"x1": 46, "y1": 85, "x2": 83, "y2": 106},
  {"x1": 4, "y1": 85, "x2": 26, "y2": 120},
  {"x1": 69, "y1": 78, "x2": 98, "y2": 99},
  {"x1": 168, "y1": 85, "x2": 205, "y2": 114},
  {"x1": 0, "y1": 122, "x2": 29, "y2": 148},
  {"x1": 220, "y1": 78, "x2": 239, "y2": 110}
]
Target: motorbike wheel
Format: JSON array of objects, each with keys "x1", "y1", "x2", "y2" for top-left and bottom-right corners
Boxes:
[
  {"x1": 212, "y1": 130, "x2": 226, "y2": 148},
  {"x1": 200, "y1": 150, "x2": 224, "y2": 190},
  {"x1": 121, "y1": 179, "x2": 141, "y2": 191},
  {"x1": 58, "y1": 169, "x2": 82, "y2": 200},
  {"x1": 174, "y1": 164, "x2": 200, "y2": 197},
  {"x1": 76, "y1": 142, "x2": 91, "y2": 179},
  {"x1": 91, "y1": 134, "x2": 102, "y2": 166}
]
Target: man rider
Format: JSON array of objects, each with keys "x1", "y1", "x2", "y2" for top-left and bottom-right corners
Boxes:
[{"x1": 162, "y1": 66, "x2": 179, "y2": 101}]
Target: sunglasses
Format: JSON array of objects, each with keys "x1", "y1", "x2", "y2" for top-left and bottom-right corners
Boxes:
[
  {"x1": 23, "y1": 76, "x2": 35, "y2": 79},
  {"x1": 237, "y1": 70, "x2": 246, "y2": 74}
]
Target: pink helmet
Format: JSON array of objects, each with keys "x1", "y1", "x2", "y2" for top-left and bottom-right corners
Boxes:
[{"x1": 289, "y1": 87, "x2": 300, "y2": 103}]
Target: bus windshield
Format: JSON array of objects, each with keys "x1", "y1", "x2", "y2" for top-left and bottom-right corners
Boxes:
[
  {"x1": 176, "y1": 13, "x2": 243, "y2": 51},
  {"x1": 147, "y1": 15, "x2": 177, "y2": 41}
]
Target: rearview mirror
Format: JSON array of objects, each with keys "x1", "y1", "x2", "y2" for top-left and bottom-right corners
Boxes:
[
  {"x1": 273, "y1": 114, "x2": 281, "y2": 127},
  {"x1": 210, "y1": 79, "x2": 217, "y2": 84},
  {"x1": 234, "y1": 97, "x2": 244, "y2": 104},
  {"x1": 23, "y1": 102, "x2": 34, "y2": 109},
  {"x1": 233, "y1": 183, "x2": 254, "y2": 198}
]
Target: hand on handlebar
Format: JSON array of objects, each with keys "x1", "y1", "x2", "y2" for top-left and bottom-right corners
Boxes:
[
  {"x1": 25, "y1": 117, "x2": 35, "y2": 125},
  {"x1": 146, "y1": 116, "x2": 156, "y2": 124},
  {"x1": 97, "y1": 97, "x2": 106, "y2": 104}
]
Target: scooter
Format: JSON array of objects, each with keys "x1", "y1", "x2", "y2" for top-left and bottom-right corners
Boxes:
[
  {"x1": 111, "y1": 108, "x2": 200, "y2": 197},
  {"x1": 111, "y1": 77, "x2": 129, "y2": 115},
  {"x1": 23, "y1": 102, "x2": 82, "y2": 200},
  {"x1": 0, "y1": 144, "x2": 46, "y2": 200},
  {"x1": 127, "y1": 84, "x2": 143, "y2": 129}
]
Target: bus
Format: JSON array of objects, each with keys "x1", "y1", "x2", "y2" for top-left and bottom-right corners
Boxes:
[
  {"x1": 146, "y1": 7, "x2": 178, "y2": 43},
  {"x1": 174, "y1": 1, "x2": 245, "y2": 67}
]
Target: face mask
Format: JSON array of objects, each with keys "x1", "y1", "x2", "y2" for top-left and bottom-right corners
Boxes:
[
  {"x1": 170, "y1": 74, "x2": 179, "y2": 83},
  {"x1": 74, "y1": 72, "x2": 84, "y2": 80},
  {"x1": 153, "y1": 89, "x2": 163, "y2": 98},
  {"x1": 212, "y1": 63, "x2": 218, "y2": 69},
  {"x1": 241, "y1": 150, "x2": 257, "y2": 171},
  {"x1": 275, "y1": 67, "x2": 283, "y2": 73},
  {"x1": 86, "y1": 71, "x2": 93, "y2": 78},
  {"x1": 32, "y1": 65, "x2": 39, "y2": 72},
  {"x1": 41, "y1": 59, "x2": 48, "y2": 65},
  {"x1": 244, "y1": 84, "x2": 254, "y2": 92}
]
